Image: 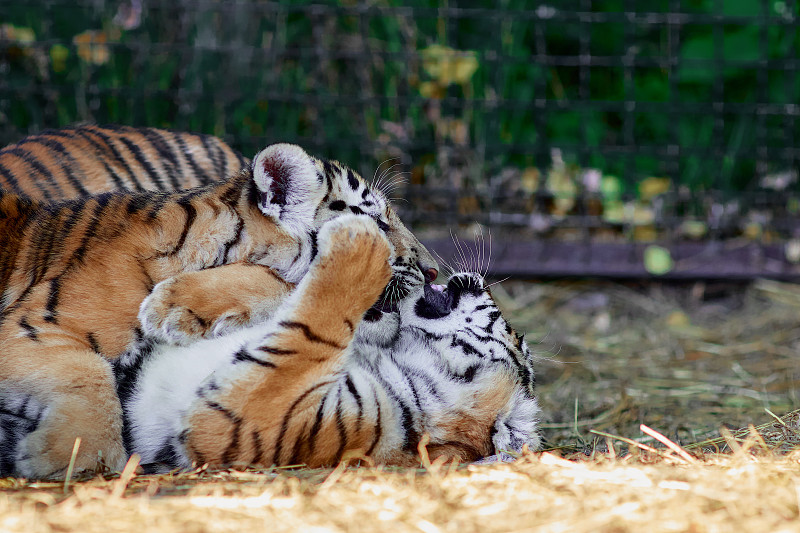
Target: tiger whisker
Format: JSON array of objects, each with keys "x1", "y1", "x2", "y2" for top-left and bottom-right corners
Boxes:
[{"x1": 484, "y1": 276, "x2": 510, "y2": 290}]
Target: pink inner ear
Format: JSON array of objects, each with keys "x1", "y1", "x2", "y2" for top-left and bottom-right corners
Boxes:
[{"x1": 262, "y1": 158, "x2": 289, "y2": 205}]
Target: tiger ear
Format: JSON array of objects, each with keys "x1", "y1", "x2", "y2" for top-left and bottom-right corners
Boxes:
[{"x1": 251, "y1": 144, "x2": 323, "y2": 221}]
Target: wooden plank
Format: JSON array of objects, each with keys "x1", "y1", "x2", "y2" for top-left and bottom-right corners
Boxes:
[{"x1": 420, "y1": 239, "x2": 800, "y2": 280}]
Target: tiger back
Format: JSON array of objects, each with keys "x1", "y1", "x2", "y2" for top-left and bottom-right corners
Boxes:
[
  {"x1": 0, "y1": 124, "x2": 247, "y2": 200},
  {"x1": 0, "y1": 143, "x2": 438, "y2": 479}
]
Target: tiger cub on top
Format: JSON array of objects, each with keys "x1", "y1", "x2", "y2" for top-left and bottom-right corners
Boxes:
[
  {"x1": 0, "y1": 142, "x2": 436, "y2": 479},
  {"x1": 118, "y1": 215, "x2": 540, "y2": 469}
]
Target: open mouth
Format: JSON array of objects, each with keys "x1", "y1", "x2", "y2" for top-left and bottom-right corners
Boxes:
[{"x1": 415, "y1": 282, "x2": 453, "y2": 319}]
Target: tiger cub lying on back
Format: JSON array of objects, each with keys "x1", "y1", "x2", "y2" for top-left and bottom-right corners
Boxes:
[
  {"x1": 0, "y1": 143, "x2": 437, "y2": 479},
  {"x1": 116, "y1": 215, "x2": 540, "y2": 469}
]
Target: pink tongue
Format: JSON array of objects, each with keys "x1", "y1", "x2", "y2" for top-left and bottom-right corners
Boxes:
[{"x1": 429, "y1": 284, "x2": 445, "y2": 292}]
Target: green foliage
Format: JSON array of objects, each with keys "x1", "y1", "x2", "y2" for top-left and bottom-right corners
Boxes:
[{"x1": 0, "y1": 0, "x2": 797, "y2": 194}]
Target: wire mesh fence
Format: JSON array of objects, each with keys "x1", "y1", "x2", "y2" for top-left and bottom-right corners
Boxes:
[{"x1": 2, "y1": 0, "x2": 800, "y2": 278}]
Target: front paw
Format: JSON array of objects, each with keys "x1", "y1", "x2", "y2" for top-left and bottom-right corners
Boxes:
[
  {"x1": 139, "y1": 278, "x2": 228, "y2": 345},
  {"x1": 309, "y1": 215, "x2": 394, "y2": 314},
  {"x1": 16, "y1": 400, "x2": 127, "y2": 479}
]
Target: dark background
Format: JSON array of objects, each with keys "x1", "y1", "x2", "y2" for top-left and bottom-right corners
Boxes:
[{"x1": 2, "y1": 0, "x2": 800, "y2": 277}]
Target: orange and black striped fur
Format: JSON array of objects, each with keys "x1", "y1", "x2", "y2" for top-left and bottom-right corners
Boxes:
[
  {"x1": 0, "y1": 124, "x2": 247, "y2": 201},
  {"x1": 0, "y1": 144, "x2": 438, "y2": 478},
  {"x1": 117, "y1": 215, "x2": 540, "y2": 471}
]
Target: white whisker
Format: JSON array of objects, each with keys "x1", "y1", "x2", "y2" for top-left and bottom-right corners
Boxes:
[{"x1": 485, "y1": 276, "x2": 510, "y2": 290}]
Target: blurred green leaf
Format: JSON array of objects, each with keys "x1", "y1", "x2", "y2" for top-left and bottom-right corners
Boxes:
[
  {"x1": 600, "y1": 175, "x2": 622, "y2": 201},
  {"x1": 644, "y1": 245, "x2": 674, "y2": 276}
]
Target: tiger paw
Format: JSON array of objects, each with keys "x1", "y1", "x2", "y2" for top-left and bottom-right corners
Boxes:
[
  {"x1": 15, "y1": 397, "x2": 127, "y2": 479},
  {"x1": 138, "y1": 275, "x2": 251, "y2": 345},
  {"x1": 310, "y1": 214, "x2": 394, "y2": 313}
]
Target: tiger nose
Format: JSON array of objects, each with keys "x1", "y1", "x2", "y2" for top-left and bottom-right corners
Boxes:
[{"x1": 419, "y1": 263, "x2": 438, "y2": 284}]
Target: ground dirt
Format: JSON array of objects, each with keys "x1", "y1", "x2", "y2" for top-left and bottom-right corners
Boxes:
[{"x1": 2, "y1": 279, "x2": 799, "y2": 532}]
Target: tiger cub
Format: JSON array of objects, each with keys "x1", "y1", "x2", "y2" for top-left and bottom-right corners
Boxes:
[
  {"x1": 0, "y1": 124, "x2": 247, "y2": 201},
  {"x1": 0, "y1": 144, "x2": 437, "y2": 479},
  {"x1": 117, "y1": 215, "x2": 540, "y2": 470}
]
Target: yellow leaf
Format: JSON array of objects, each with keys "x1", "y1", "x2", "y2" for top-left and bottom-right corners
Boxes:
[
  {"x1": 421, "y1": 44, "x2": 478, "y2": 86},
  {"x1": 74, "y1": 30, "x2": 110, "y2": 65},
  {"x1": 602, "y1": 200, "x2": 625, "y2": 224},
  {"x1": 666, "y1": 311, "x2": 690, "y2": 328},
  {"x1": 637, "y1": 177, "x2": 671, "y2": 202},
  {"x1": 521, "y1": 167, "x2": 540, "y2": 193},
  {"x1": 1, "y1": 24, "x2": 36, "y2": 44},
  {"x1": 633, "y1": 225, "x2": 657, "y2": 242},
  {"x1": 418, "y1": 81, "x2": 443, "y2": 99},
  {"x1": 50, "y1": 44, "x2": 69, "y2": 73},
  {"x1": 680, "y1": 220, "x2": 707, "y2": 239},
  {"x1": 743, "y1": 222, "x2": 762, "y2": 240},
  {"x1": 631, "y1": 205, "x2": 655, "y2": 226}
]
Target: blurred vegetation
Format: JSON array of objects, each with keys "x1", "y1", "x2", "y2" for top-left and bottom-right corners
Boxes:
[{"x1": 1, "y1": 0, "x2": 799, "y2": 213}]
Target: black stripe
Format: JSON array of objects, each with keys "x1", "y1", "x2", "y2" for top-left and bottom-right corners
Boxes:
[
  {"x1": 272, "y1": 380, "x2": 334, "y2": 466},
  {"x1": 484, "y1": 310, "x2": 502, "y2": 333},
  {"x1": 0, "y1": 162, "x2": 25, "y2": 200},
  {"x1": 190, "y1": 134, "x2": 219, "y2": 185},
  {"x1": 365, "y1": 388, "x2": 382, "y2": 456},
  {"x1": 86, "y1": 332, "x2": 101, "y2": 354},
  {"x1": 221, "y1": 217, "x2": 244, "y2": 264},
  {"x1": 322, "y1": 160, "x2": 335, "y2": 191},
  {"x1": 117, "y1": 137, "x2": 169, "y2": 191},
  {"x1": 347, "y1": 169, "x2": 359, "y2": 191},
  {"x1": 251, "y1": 430, "x2": 265, "y2": 466},
  {"x1": 232, "y1": 347, "x2": 276, "y2": 368},
  {"x1": 395, "y1": 363, "x2": 445, "y2": 400},
  {"x1": 23, "y1": 204, "x2": 63, "y2": 287},
  {"x1": 278, "y1": 321, "x2": 346, "y2": 349},
  {"x1": 198, "y1": 134, "x2": 223, "y2": 183},
  {"x1": 21, "y1": 138, "x2": 90, "y2": 196},
  {"x1": 369, "y1": 371, "x2": 418, "y2": 452},
  {"x1": 344, "y1": 375, "x2": 363, "y2": 436},
  {"x1": 72, "y1": 129, "x2": 138, "y2": 190},
  {"x1": 141, "y1": 128, "x2": 183, "y2": 190},
  {"x1": 257, "y1": 345, "x2": 296, "y2": 356},
  {"x1": 41, "y1": 197, "x2": 108, "y2": 323},
  {"x1": 43, "y1": 278, "x2": 61, "y2": 323},
  {"x1": 399, "y1": 371, "x2": 424, "y2": 412},
  {"x1": 454, "y1": 364, "x2": 479, "y2": 383},
  {"x1": 450, "y1": 337, "x2": 485, "y2": 358},
  {"x1": 3, "y1": 147, "x2": 66, "y2": 199},
  {"x1": 72, "y1": 194, "x2": 112, "y2": 264},
  {"x1": 305, "y1": 389, "x2": 329, "y2": 458},
  {"x1": 333, "y1": 392, "x2": 348, "y2": 463},
  {"x1": 203, "y1": 401, "x2": 243, "y2": 466},
  {"x1": 160, "y1": 197, "x2": 196, "y2": 256},
  {"x1": 309, "y1": 230, "x2": 318, "y2": 262},
  {"x1": 152, "y1": 440, "x2": 182, "y2": 468},
  {"x1": 18, "y1": 316, "x2": 38, "y2": 341}
]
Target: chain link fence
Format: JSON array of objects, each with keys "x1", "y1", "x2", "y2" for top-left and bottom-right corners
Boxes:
[{"x1": 2, "y1": 0, "x2": 800, "y2": 277}]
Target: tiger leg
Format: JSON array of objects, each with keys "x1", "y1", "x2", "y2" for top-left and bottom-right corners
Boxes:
[
  {"x1": 181, "y1": 214, "x2": 392, "y2": 468},
  {"x1": 0, "y1": 337, "x2": 126, "y2": 479},
  {"x1": 138, "y1": 263, "x2": 294, "y2": 345}
]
